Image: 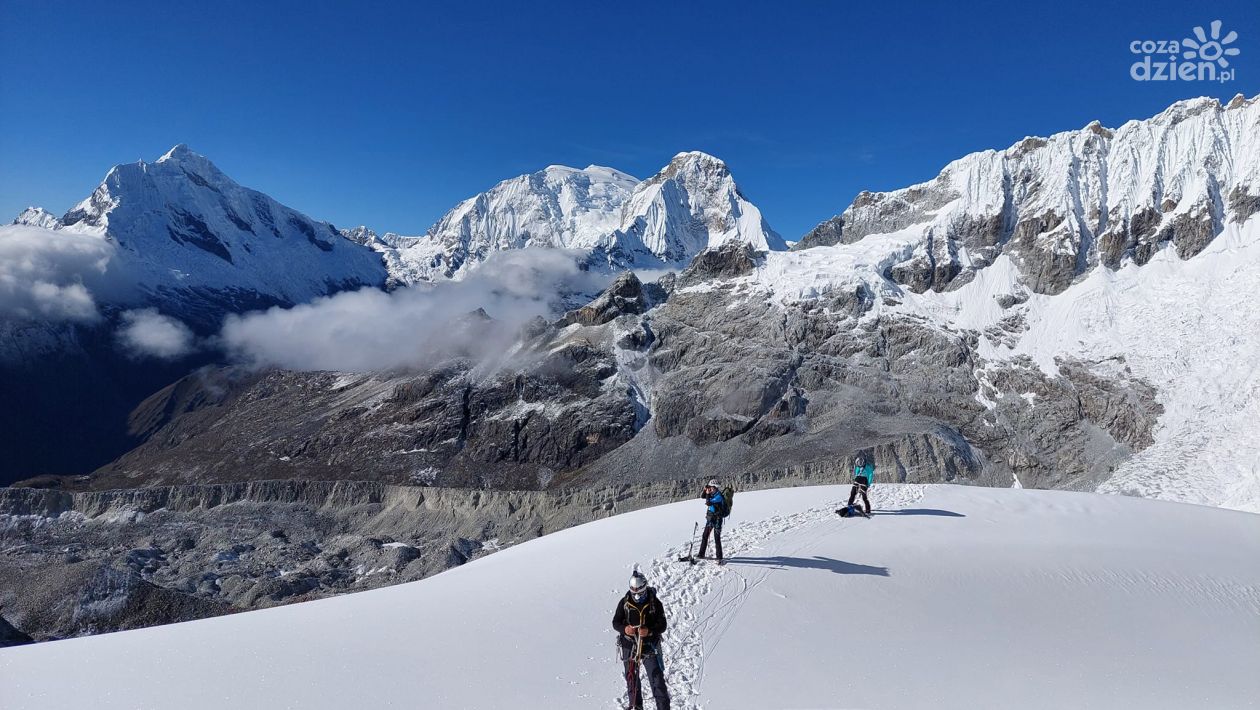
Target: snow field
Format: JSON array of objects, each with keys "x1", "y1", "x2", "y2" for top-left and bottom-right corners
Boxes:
[{"x1": 2, "y1": 484, "x2": 1256, "y2": 709}]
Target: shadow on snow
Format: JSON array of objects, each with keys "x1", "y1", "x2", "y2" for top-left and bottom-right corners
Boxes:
[
  {"x1": 871, "y1": 508, "x2": 965, "y2": 517},
  {"x1": 723, "y1": 556, "x2": 890, "y2": 576}
]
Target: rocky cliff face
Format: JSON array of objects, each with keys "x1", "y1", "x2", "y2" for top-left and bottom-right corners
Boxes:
[{"x1": 80, "y1": 234, "x2": 1159, "y2": 496}]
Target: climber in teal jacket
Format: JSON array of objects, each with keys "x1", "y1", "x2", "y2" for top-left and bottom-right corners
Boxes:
[{"x1": 847, "y1": 454, "x2": 874, "y2": 516}]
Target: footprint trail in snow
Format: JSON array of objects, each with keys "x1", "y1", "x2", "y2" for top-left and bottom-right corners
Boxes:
[{"x1": 620, "y1": 484, "x2": 925, "y2": 709}]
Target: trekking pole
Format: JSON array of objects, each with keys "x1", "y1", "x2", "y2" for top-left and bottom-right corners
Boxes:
[{"x1": 678, "y1": 521, "x2": 699, "y2": 564}]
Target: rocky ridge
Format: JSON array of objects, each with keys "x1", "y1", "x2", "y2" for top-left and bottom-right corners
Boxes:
[{"x1": 797, "y1": 95, "x2": 1260, "y2": 296}]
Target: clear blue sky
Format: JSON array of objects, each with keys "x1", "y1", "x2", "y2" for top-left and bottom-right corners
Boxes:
[{"x1": 2, "y1": 0, "x2": 1257, "y2": 239}]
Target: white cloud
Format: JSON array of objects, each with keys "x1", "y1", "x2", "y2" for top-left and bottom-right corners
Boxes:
[
  {"x1": 0, "y1": 225, "x2": 113, "y2": 321},
  {"x1": 219, "y1": 249, "x2": 609, "y2": 372},
  {"x1": 118, "y1": 309, "x2": 196, "y2": 359}
]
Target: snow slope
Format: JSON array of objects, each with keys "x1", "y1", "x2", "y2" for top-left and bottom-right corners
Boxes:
[
  {"x1": 3, "y1": 485, "x2": 1255, "y2": 709},
  {"x1": 915, "y1": 215, "x2": 1260, "y2": 512}
]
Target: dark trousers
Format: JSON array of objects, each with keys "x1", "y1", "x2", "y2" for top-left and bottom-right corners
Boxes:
[
  {"x1": 848, "y1": 476, "x2": 871, "y2": 515},
  {"x1": 699, "y1": 520, "x2": 723, "y2": 560},
  {"x1": 622, "y1": 647, "x2": 669, "y2": 709}
]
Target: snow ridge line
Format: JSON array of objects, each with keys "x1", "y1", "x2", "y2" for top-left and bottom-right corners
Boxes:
[{"x1": 624, "y1": 484, "x2": 925, "y2": 709}]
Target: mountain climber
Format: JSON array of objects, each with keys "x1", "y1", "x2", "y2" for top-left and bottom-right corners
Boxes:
[
  {"x1": 847, "y1": 454, "x2": 874, "y2": 516},
  {"x1": 698, "y1": 479, "x2": 727, "y2": 562},
  {"x1": 612, "y1": 570, "x2": 671, "y2": 710}
]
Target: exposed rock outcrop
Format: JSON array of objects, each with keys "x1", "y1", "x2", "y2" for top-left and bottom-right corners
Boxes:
[
  {"x1": 559, "y1": 271, "x2": 650, "y2": 326},
  {"x1": 677, "y1": 242, "x2": 763, "y2": 287},
  {"x1": 0, "y1": 614, "x2": 33, "y2": 648}
]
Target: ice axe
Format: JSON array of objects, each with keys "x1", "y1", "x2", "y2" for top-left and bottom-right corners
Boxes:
[{"x1": 678, "y1": 521, "x2": 698, "y2": 564}]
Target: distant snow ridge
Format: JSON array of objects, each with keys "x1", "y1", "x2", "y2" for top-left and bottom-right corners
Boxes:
[
  {"x1": 353, "y1": 152, "x2": 786, "y2": 285},
  {"x1": 350, "y1": 165, "x2": 638, "y2": 284},
  {"x1": 799, "y1": 94, "x2": 1260, "y2": 296}
]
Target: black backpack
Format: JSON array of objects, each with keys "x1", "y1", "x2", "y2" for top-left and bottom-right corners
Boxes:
[{"x1": 720, "y1": 486, "x2": 735, "y2": 518}]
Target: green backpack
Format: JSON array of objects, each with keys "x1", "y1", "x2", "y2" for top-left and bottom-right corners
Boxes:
[{"x1": 721, "y1": 486, "x2": 735, "y2": 517}]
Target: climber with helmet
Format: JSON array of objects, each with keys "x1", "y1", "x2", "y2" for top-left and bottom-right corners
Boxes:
[
  {"x1": 844, "y1": 453, "x2": 875, "y2": 517},
  {"x1": 611, "y1": 570, "x2": 671, "y2": 710}
]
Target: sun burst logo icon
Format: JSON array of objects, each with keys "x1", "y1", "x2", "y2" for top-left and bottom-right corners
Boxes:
[{"x1": 1183, "y1": 20, "x2": 1241, "y2": 67}]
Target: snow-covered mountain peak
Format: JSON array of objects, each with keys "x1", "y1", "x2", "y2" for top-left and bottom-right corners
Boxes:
[
  {"x1": 339, "y1": 225, "x2": 376, "y2": 245},
  {"x1": 151, "y1": 144, "x2": 234, "y2": 188},
  {"x1": 581, "y1": 164, "x2": 633, "y2": 178},
  {"x1": 1227, "y1": 92, "x2": 1255, "y2": 109},
  {"x1": 343, "y1": 163, "x2": 641, "y2": 284},
  {"x1": 350, "y1": 150, "x2": 784, "y2": 284},
  {"x1": 674, "y1": 150, "x2": 725, "y2": 163},
  {"x1": 1081, "y1": 120, "x2": 1113, "y2": 139},
  {"x1": 409, "y1": 162, "x2": 639, "y2": 278},
  {"x1": 643, "y1": 151, "x2": 735, "y2": 189},
  {"x1": 11, "y1": 207, "x2": 61, "y2": 230},
  {"x1": 1147, "y1": 95, "x2": 1222, "y2": 125},
  {"x1": 538, "y1": 163, "x2": 636, "y2": 182},
  {"x1": 668, "y1": 149, "x2": 727, "y2": 168},
  {"x1": 51, "y1": 147, "x2": 385, "y2": 324},
  {"x1": 607, "y1": 150, "x2": 786, "y2": 265},
  {"x1": 158, "y1": 143, "x2": 195, "y2": 162}
]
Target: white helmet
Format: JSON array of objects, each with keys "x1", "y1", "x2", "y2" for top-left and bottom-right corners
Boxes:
[
  {"x1": 855, "y1": 454, "x2": 865, "y2": 467},
  {"x1": 629, "y1": 571, "x2": 648, "y2": 599},
  {"x1": 706, "y1": 479, "x2": 720, "y2": 488}
]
